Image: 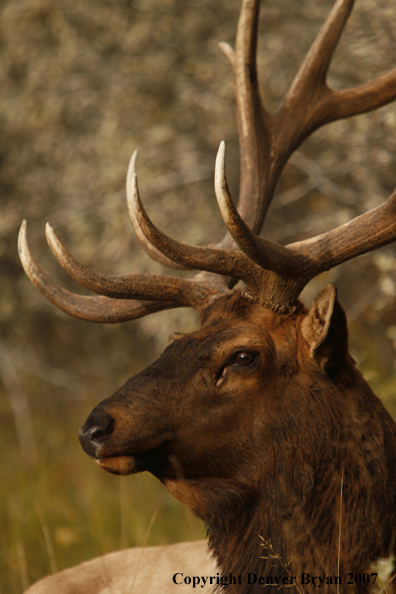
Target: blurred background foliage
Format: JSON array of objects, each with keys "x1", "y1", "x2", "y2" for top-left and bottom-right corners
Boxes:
[{"x1": 0, "y1": 0, "x2": 396, "y2": 591}]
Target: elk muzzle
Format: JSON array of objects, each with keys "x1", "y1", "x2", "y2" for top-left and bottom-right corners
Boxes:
[
  {"x1": 79, "y1": 401, "x2": 176, "y2": 476},
  {"x1": 79, "y1": 406, "x2": 115, "y2": 459}
]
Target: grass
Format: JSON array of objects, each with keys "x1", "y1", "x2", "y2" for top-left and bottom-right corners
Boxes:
[{"x1": 1, "y1": 386, "x2": 204, "y2": 594}]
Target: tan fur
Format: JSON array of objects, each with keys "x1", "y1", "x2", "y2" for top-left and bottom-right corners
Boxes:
[{"x1": 25, "y1": 541, "x2": 216, "y2": 594}]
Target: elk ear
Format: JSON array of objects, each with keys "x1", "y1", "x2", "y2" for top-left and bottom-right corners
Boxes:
[{"x1": 301, "y1": 285, "x2": 348, "y2": 373}]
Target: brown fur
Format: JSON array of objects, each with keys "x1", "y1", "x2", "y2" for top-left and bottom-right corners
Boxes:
[{"x1": 79, "y1": 288, "x2": 396, "y2": 593}]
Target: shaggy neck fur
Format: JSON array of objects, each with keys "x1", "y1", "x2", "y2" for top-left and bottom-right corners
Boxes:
[{"x1": 204, "y1": 363, "x2": 396, "y2": 594}]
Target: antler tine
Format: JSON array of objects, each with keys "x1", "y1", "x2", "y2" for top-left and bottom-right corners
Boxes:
[
  {"x1": 326, "y1": 69, "x2": 396, "y2": 122},
  {"x1": 218, "y1": 42, "x2": 235, "y2": 71},
  {"x1": 214, "y1": 142, "x2": 297, "y2": 275},
  {"x1": 44, "y1": 223, "x2": 215, "y2": 309},
  {"x1": 126, "y1": 152, "x2": 188, "y2": 271},
  {"x1": 272, "y1": 0, "x2": 396, "y2": 174},
  {"x1": 285, "y1": 0, "x2": 396, "y2": 120},
  {"x1": 18, "y1": 221, "x2": 180, "y2": 323},
  {"x1": 130, "y1": 168, "x2": 260, "y2": 286},
  {"x1": 286, "y1": 0, "x2": 355, "y2": 102},
  {"x1": 290, "y1": 189, "x2": 396, "y2": 283}
]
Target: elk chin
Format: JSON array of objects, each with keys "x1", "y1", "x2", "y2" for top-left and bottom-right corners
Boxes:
[{"x1": 96, "y1": 455, "x2": 138, "y2": 475}]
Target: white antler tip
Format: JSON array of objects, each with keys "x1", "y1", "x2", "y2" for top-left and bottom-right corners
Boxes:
[
  {"x1": 130, "y1": 150, "x2": 138, "y2": 168},
  {"x1": 218, "y1": 42, "x2": 235, "y2": 69},
  {"x1": 215, "y1": 141, "x2": 226, "y2": 173},
  {"x1": 45, "y1": 223, "x2": 58, "y2": 248},
  {"x1": 214, "y1": 142, "x2": 234, "y2": 225},
  {"x1": 18, "y1": 220, "x2": 35, "y2": 275},
  {"x1": 18, "y1": 220, "x2": 27, "y2": 252},
  {"x1": 126, "y1": 150, "x2": 138, "y2": 192},
  {"x1": 215, "y1": 141, "x2": 226, "y2": 179}
]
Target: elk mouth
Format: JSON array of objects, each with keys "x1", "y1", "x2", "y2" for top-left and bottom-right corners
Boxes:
[
  {"x1": 78, "y1": 405, "x2": 176, "y2": 475},
  {"x1": 78, "y1": 421, "x2": 176, "y2": 476},
  {"x1": 95, "y1": 441, "x2": 173, "y2": 476}
]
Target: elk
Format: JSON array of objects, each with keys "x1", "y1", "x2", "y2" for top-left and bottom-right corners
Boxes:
[{"x1": 19, "y1": 0, "x2": 396, "y2": 592}]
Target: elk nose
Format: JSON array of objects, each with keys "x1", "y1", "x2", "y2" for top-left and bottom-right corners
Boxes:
[{"x1": 78, "y1": 409, "x2": 114, "y2": 458}]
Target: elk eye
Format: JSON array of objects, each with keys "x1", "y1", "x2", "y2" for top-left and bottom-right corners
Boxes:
[{"x1": 234, "y1": 352, "x2": 256, "y2": 366}]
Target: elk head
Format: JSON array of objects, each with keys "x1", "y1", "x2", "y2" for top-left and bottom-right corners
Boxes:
[
  {"x1": 76, "y1": 283, "x2": 354, "y2": 519},
  {"x1": 18, "y1": 0, "x2": 396, "y2": 585}
]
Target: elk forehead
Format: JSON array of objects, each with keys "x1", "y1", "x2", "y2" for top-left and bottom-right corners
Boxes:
[
  {"x1": 139, "y1": 320, "x2": 273, "y2": 385},
  {"x1": 157, "y1": 292, "x2": 294, "y2": 370}
]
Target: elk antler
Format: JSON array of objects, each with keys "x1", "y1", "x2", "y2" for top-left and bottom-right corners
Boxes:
[
  {"x1": 229, "y1": 0, "x2": 396, "y2": 236},
  {"x1": 126, "y1": 152, "x2": 189, "y2": 272},
  {"x1": 19, "y1": 0, "x2": 396, "y2": 319},
  {"x1": 214, "y1": 146, "x2": 396, "y2": 309},
  {"x1": 130, "y1": 0, "x2": 396, "y2": 311},
  {"x1": 18, "y1": 214, "x2": 231, "y2": 322}
]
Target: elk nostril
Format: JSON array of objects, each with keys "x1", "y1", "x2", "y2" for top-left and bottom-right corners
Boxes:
[
  {"x1": 79, "y1": 411, "x2": 114, "y2": 457},
  {"x1": 85, "y1": 421, "x2": 114, "y2": 442}
]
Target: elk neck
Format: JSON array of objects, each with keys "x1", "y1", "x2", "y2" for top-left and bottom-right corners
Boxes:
[{"x1": 161, "y1": 293, "x2": 396, "y2": 593}]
